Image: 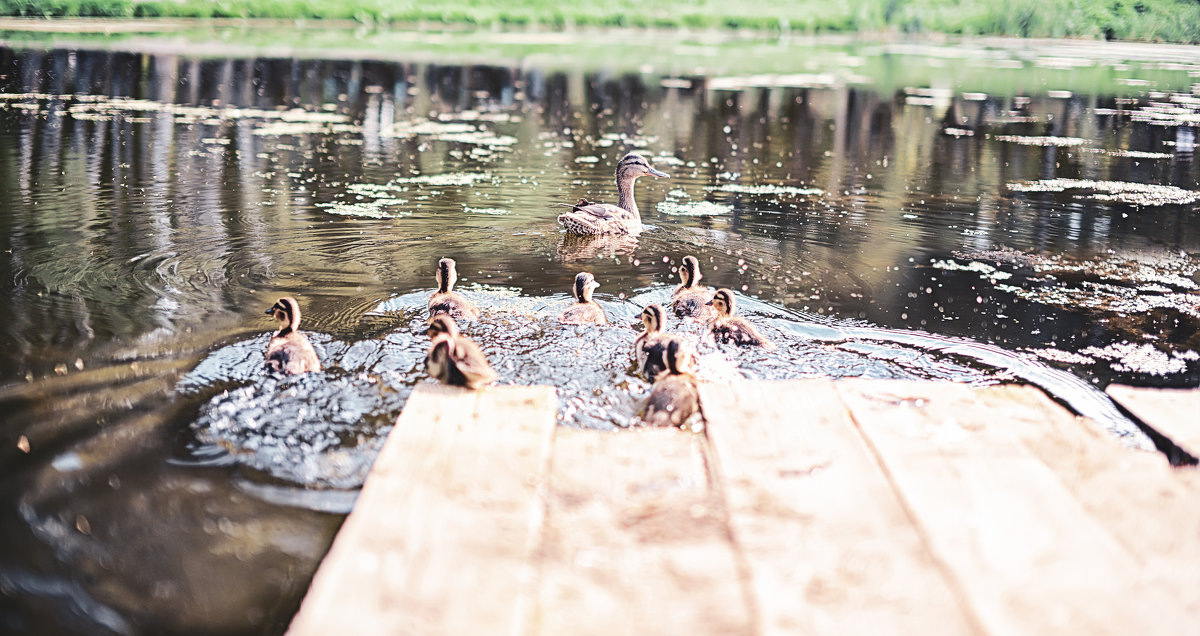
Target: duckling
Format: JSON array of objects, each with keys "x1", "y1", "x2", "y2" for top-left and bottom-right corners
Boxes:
[
  {"x1": 670, "y1": 255, "x2": 715, "y2": 319},
  {"x1": 264, "y1": 297, "x2": 321, "y2": 375},
  {"x1": 428, "y1": 257, "x2": 479, "y2": 322},
  {"x1": 559, "y1": 272, "x2": 607, "y2": 325},
  {"x1": 633, "y1": 303, "x2": 683, "y2": 381},
  {"x1": 642, "y1": 339, "x2": 701, "y2": 428},
  {"x1": 424, "y1": 315, "x2": 497, "y2": 390},
  {"x1": 557, "y1": 152, "x2": 668, "y2": 236},
  {"x1": 706, "y1": 288, "x2": 774, "y2": 349}
]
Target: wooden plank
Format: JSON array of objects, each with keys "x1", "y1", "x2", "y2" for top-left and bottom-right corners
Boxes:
[
  {"x1": 532, "y1": 427, "x2": 751, "y2": 635},
  {"x1": 698, "y1": 380, "x2": 979, "y2": 636},
  {"x1": 288, "y1": 383, "x2": 556, "y2": 636},
  {"x1": 960, "y1": 384, "x2": 1200, "y2": 616},
  {"x1": 835, "y1": 379, "x2": 1193, "y2": 636},
  {"x1": 1106, "y1": 385, "x2": 1200, "y2": 457}
]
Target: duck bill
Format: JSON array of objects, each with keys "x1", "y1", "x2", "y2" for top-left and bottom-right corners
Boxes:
[
  {"x1": 648, "y1": 167, "x2": 669, "y2": 178},
  {"x1": 264, "y1": 307, "x2": 275, "y2": 315},
  {"x1": 704, "y1": 299, "x2": 714, "y2": 305}
]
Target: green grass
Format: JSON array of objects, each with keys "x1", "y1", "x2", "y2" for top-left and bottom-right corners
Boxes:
[{"x1": 2, "y1": 0, "x2": 1200, "y2": 43}]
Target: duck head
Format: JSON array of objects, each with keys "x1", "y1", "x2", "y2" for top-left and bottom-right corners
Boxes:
[
  {"x1": 436, "y1": 257, "x2": 458, "y2": 293},
  {"x1": 266, "y1": 297, "x2": 302, "y2": 335},
  {"x1": 573, "y1": 272, "x2": 600, "y2": 303},
  {"x1": 616, "y1": 152, "x2": 669, "y2": 181},
  {"x1": 641, "y1": 303, "x2": 666, "y2": 334},
  {"x1": 679, "y1": 255, "x2": 703, "y2": 288},
  {"x1": 705, "y1": 288, "x2": 736, "y2": 317},
  {"x1": 426, "y1": 314, "x2": 461, "y2": 339},
  {"x1": 664, "y1": 339, "x2": 696, "y2": 375}
]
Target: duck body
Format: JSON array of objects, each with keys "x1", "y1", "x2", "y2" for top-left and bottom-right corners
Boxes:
[
  {"x1": 559, "y1": 272, "x2": 607, "y2": 325},
  {"x1": 264, "y1": 297, "x2": 321, "y2": 375},
  {"x1": 669, "y1": 255, "x2": 715, "y2": 320},
  {"x1": 557, "y1": 153, "x2": 668, "y2": 237},
  {"x1": 642, "y1": 340, "x2": 700, "y2": 428},
  {"x1": 706, "y1": 288, "x2": 774, "y2": 349},
  {"x1": 634, "y1": 304, "x2": 681, "y2": 381},
  {"x1": 424, "y1": 315, "x2": 497, "y2": 390},
  {"x1": 428, "y1": 257, "x2": 479, "y2": 322}
]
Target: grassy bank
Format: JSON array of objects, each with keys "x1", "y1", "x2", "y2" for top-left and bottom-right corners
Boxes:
[{"x1": 1, "y1": 0, "x2": 1200, "y2": 43}]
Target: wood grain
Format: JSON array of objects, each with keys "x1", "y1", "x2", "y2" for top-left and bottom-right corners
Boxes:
[
  {"x1": 1107, "y1": 384, "x2": 1200, "y2": 458},
  {"x1": 699, "y1": 380, "x2": 979, "y2": 636},
  {"x1": 835, "y1": 379, "x2": 1193, "y2": 635},
  {"x1": 288, "y1": 383, "x2": 556, "y2": 636},
  {"x1": 532, "y1": 427, "x2": 751, "y2": 635}
]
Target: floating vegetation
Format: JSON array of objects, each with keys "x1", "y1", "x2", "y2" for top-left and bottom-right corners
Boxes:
[
  {"x1": 928, "y1": 259, "x2": 1013, "y2": 282},
  {"x1": 574, "y1": 156, "x2": 600, "y2": 163},
  {"x1": 384, "y1": 118, "x2": 517, "y2": 148},
  {"x1": 315, "y1": 201, "x2": 409, "y2": 219},
  {"x1": 1027, "y1": 348, "x2": 1097, "y2": 365},
  {"x1": 1078, "y1": 342, "x2": 1198, "y2": 376},
  {"x1": 944, "y1": 127, "x2": 975, "y2": 137},
  {"x1": 656, "y1": 200, "x2": 733, "y2": 216},
  {"x1": 1082, "y1": 148, "x2": 1174, "y2": 159},
  {"x1": 463, "y1": 206, "x2": 511, "y2": 215},
  {"x1": 394, "y1": 172, "x2": 496, "y2": 187},
  {"x1": 993, "y1": 135, "x2": 1092, "y2": 146},
  {"x1": 1006, "y1": 178, "x2": 1200, "y2": 205},
  {"x1": 712, "y1": 184, "x2": 824, "y2": 196}
]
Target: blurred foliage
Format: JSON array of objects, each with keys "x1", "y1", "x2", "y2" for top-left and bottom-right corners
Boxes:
[{"x1": 1, "y1": 0, "x2": 1199, "y2": 43}]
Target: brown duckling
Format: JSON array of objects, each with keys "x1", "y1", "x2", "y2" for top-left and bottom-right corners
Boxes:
[
  {"x1": 428, "y1": 257, "x2": 479, "y2": 322},
  {"x1": 706, "y1": 288, "x2": 774, "y2": 349},
  {"x1": 264, "y1": 297, "x2": 321, "y2": 375},
  {"x1": 424, "y1": 315, "x2": 497, "y2": 390},
  {"x1": 633, "y1": 303, "x2": 683, "y2": 382},
  {"x1": 642, "y1": 339, "x2": 701, "y2": 428},
  {"x1": 670, "y1": 255, "x2": 715, "y2": 319},
  {"x1": 559, "y1": 272, "x2": 607, "y2": 325},
  {"x1": 557, "y1": 152, "x2": 668, "y2": 236}
]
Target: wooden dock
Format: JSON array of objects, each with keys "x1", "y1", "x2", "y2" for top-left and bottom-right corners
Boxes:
[{"x1": 288, "y1": 380, "x2": 1200, "y2": 636}]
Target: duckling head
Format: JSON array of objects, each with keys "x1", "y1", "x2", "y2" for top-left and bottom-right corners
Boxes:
[
  {"x1": 436, "y1": 257, "x2": 458, "y2": 293},
  {"x1": 705, "y1": 288, "x2": 736, "y2": 317},
  {"x1": 426, "y1": 314, "x2": 461, "y2": 339},
  {"x1": 679, "y1": 255, "x2": 703, "y2": 288},
  {"x1": 573, "y1": 272, "x2": 600, "y2": 302},
  {"x1": 265, "y1": 297, "x2": 302, "y2": 335},
  {"x1": 641, "y1": 304, "x2": 666, "y2": 333},
  {"x1": 616, "y1": 152, "x2": 669, "y2": 181},
  {"x1": 664, "y1": 339, "x2": 697, "y2": 375}
]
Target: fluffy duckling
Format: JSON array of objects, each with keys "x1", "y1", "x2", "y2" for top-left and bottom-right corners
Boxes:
[
  {"x1": 424, "y1": 315, "x2": 497, "y2": 390},
  {"x1": 670, "y1": 255, "x2": 715, "y2": 319},
  {"x1": 642, "y1": 339, "x2": 701, "y2": 428},
  {"x1": 264, "y1": 297, "x2": 321, "y2": 375},
  {"x1": 557, "y1": 152, "x2": 668, "y2": 236},
  {"x1": 559, "y1": 272, "x2": 607, "y2": 325},
  {"x1": 428, "y1": 257, "x2": 479, "y2": 322},
  {"x1": 634, "y1": 304, "x2": 683, "y2": 382},
  {"x1": 706, "y1": 288, "x2": 774, "y2": 349}
]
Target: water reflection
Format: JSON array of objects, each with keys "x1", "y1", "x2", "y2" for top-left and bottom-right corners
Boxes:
[{"x1": 0, "y1": 39, "x2": 1197, "y2": 634}]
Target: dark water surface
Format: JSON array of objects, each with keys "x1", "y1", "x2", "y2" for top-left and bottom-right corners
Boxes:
[{"x1": 0, "y1": 32, "x2": 1198, "y2": 634}]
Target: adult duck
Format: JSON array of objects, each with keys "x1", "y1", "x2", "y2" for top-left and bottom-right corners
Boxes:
[{"x1": 557, "y1": 152, "x2": 668, "y2": 236}]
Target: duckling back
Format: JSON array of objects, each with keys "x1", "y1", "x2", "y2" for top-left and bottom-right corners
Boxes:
[
  {"x1": 266, "y1": 332, "x2": 321, "y2": 375},
  {"x1": 559, "y1": 302, "x2": 607, "y2": 325}
]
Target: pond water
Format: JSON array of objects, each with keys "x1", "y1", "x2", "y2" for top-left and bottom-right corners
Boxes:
[{"x1": 0, "y1": 29, "x2": 1197, "y2": 635}]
